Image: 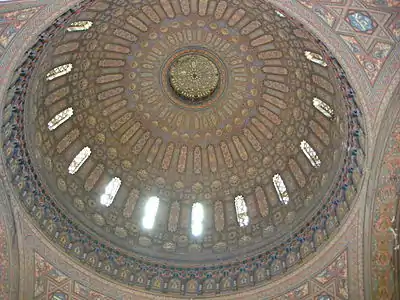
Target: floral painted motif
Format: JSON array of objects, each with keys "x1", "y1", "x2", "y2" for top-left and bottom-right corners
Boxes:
[
  {"x1": 361, "y1": 0, "x2": 400, "y2": 7},
  {"x1": 0, "y1": 7, "x2": 42, "y2": 48},
  {"x1": 371, "y1": 121, "x2": 400, "y2": 300},
  {"x1": 0, "y1": 220, "x2": 10, "y2": 300},
  {"x1": 313, "y1": 5, "x2": 335, "y2": 27},
  {"x1": 315, "y1": 251, "x2": 348, "y2": 285},
  {"x1": 34, "y1": 252, "x2": 114, "y2": 299},
  {"x1": 346, "y1": 11, "x2": 377, "y2": 33},
  {"x1": 389, "y1": 19, "x2": 400, "y2": 42},
  {"x1": 341, "y1": 36, "x2": 393, "y2": 84}
]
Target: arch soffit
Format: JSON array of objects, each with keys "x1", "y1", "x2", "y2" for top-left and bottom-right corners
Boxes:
[{"x1": 363, "y1": 84, "x2": 400, "y2": 300}]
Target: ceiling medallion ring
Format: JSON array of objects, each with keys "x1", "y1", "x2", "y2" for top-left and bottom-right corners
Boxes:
[{"x1": 160, "y1": 46, "x2": 228, "y2": 110}]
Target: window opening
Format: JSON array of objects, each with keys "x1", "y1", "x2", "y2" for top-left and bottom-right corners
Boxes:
[
  {"x1": 234, "y1": 195, "x2": 249, "y2": 227},
  {"x1": 68, "y1": 147, "x2": 91, "y2": 174},
  {"x1": 300, "y1": 140, "x2": 321, "y2": 168},
  {"x1": 313, "y1": 97, "x2": 335, "y2": 119},
  {"x1": 273, "y1": 174, "x2": 290, "y2": 205},
  {"x1": 46, "y1": 64, "x2": 73, "y2": 81},
  {"x1": 48, "y1": 107, "x2": 73, "y2": 131},
  {"x1": 305, "y1": 51, "x2": 327, "y2": 67},
  {"x1": 100, "y1": 177, "x2": 121, "y2": 207},
  {"x1": 142, "y1": 196, "x2": 160, "y2": 229},
  {"x1": 191, "y1": 202, "x2": 204, "y2": 236},
  {"x1": 67, "y1": 21, "x2": 93, "y2": 32}
]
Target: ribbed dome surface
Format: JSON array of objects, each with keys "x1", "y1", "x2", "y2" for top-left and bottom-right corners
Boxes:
[{"x1": 2, "y1": 0, "x2": 364, "y2": 296}]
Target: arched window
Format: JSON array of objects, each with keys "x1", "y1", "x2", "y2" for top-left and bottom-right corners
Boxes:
[
  {"x1": 46, "y1": 64, "x2": 73, "y2": 81},
  {"x1": 234, "y1": 195, "x2": 249, "y2": 227},
  {"x1": 273, "y1": 174, "x2": 289, "y2": 205},
  {"x1": 100, "y1": 177, "x2": 121, "y2": 207},
  {"x1": 68, "y1": 147, "x2": 91, "y2": 174},
  {"x1": 191, "y1": 202, "x2": 204, "y2": 236},
  {"x1": 305, "y1": 51, "x2": 327, "y2": 67},
  {"x1": 275, "y1": 10, "x2": 286, "y2": 18},
  {"x1": 48, "y1": 107, "x2": 73, "y2": 131},
  {"x1": 300, "y1": 140, "x2": 321, "y2": 168},
  {"x1": 142, "y1": 196, "x2": 160, "y2": 229},
  {"x1": 67, "y1": 21, "x2": 93, "y2": 32},
  {"x1": 313, "y1": 97, "x2": 335, "y2": 119}
]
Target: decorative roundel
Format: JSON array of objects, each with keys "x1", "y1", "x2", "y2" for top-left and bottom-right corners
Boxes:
[
  {"x1": 169, "y1": 53, "x2": 219, "y2": 101},
  {"x1": 2, "y1": 0, "x2": 365, "y2": 296},
  {"x1": 161, "y1": 47, "x2": 227, "y2": 109}
]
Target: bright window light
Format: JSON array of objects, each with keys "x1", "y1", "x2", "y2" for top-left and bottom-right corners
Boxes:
[
  {"x1": 67, "y1": 21, "x2": 93, "y2": 32},
  {"x1": 234, "y1": 195, "x2": 249, "y2": 227},
  {"x1": 300, "y1": 140, "x2": 321, "y2": 168},
  {"x1": 142, "y1": 196, "x2": 160, "y2": 229},
  {"x1": 100, "y1": 177, "x2": 121, "y2": 207},
  {"x1": 46, "y1": 64, "x2": 73, "y2": 81},
  {"x1": 191, "y1": 202, "x2": 204, "y2": 237},
  {"x1": 68, "y1": 147, "x2": 91, "y2": 174},
  {"x1": 313, "y1": 97, "x2": 335, "y2": 120},
  {"x1": 48, "y1": 107, "x2": 73, "y2": 131},
  {"x1": 273, "y1": 174, "x2": 290, "y2": 205},
  {"x1": 305, "y1": 51, "x2": 327, "y2": 67}
]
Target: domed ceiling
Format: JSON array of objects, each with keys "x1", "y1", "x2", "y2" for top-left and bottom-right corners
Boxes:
[{"x1": 3, "y1": 0, "x2": 364, "y2": 296}]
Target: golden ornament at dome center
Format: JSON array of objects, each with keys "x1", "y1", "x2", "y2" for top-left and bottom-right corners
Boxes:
[{"x1": 169, "y1": 54, "x2": 219, "y2": 100}]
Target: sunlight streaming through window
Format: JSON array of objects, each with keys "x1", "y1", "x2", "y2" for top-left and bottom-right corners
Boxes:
[
  {"x1": 305, "y1": 51, "x2": 327, "y2": 67},
  {"x1": 100, "y1": 177, "x2": 121, "y2": 207},
  {"x1": 234, "y1": 195, "x2": 249, "y2": 227},
  {"x1": 273, "y1": 174, "x2": 290, "y2": 205},
  {"x1": 46, "y1": 64, "x2": 73, "y2": 81},
  {"x1": 313, "y1": 97, "x2": 335, "y2": 119},
  {"x1": 67, "y1": 21, "x2": 93, "y2": 32},
  {"x1": 300, "y1": 140, "x2": 321, "y2": 168},
  {"x1": 191, "y1": 202, "x2": 204, "y2": 237},
  {"x1": 142, "y1": 196, "x2": 160, "y2": 229},
  {"x1": 48, "y1": 107, "x2": 73, "y2": 131},
  {"x1": 68, "y1": 147, "x2": 91, "y2": 174}
]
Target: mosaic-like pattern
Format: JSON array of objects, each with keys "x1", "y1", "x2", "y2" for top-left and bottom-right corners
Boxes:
[
  {"x1": 370, "y1": 118, "x2": 400, "y2": 300},
  {"x1": 296, "y1": 0, "x2": 398, "y2": 84},
  {"x1": 2, "y1": 0, "x2": 364, "y2": 296},
  {"x1": 346, "y1": 10, "x2": 377, "y2": 33},
  {"x1": 0, "y1": 218, "x2": 10, "y2": 300},
  {"x1": 32, "y1": 249, "x2": 350, "y2": 299},
  {"x1": 0, "y1": 7, "x2": 42, "y2": 49},
  {"x1": 34, "y1": 253, "x2": 112, "y2": 300}
]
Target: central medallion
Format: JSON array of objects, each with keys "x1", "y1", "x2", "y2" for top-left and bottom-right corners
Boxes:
[
  {"x1": 169, "y1": 54, "x2": 220, "y2": 100},
  {"x1": 161, "y1": 47, "x2": 227, "y2": 109}
]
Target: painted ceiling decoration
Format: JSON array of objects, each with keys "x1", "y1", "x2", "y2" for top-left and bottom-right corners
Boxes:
[
  {"x1": 370, "y1": 118, "x2": 400, "y2": 299},
  {"x1": 32, "y1": 249, "x2": 350, "y2": 299},
  {"x1": 0, "y1": 6, "x2": 43, "y2": 51},
  {"x1": 1, "y1": 0, "x2": 367, "y2": 296},
  {"x1": 295, "y1": 0, "x2": 399, "y2": 86},
  {"x1": 9, "y1": 1, "x2": 400, "y2": 300}
]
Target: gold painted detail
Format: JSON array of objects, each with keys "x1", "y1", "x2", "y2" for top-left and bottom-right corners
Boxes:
[{"x1": 169, "y1": 54, "x2": 219, "y2": 99}]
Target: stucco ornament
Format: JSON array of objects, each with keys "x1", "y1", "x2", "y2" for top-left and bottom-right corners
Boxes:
[{"x1": 2, "y1": 0, "x2": 365, "y2": 296}]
